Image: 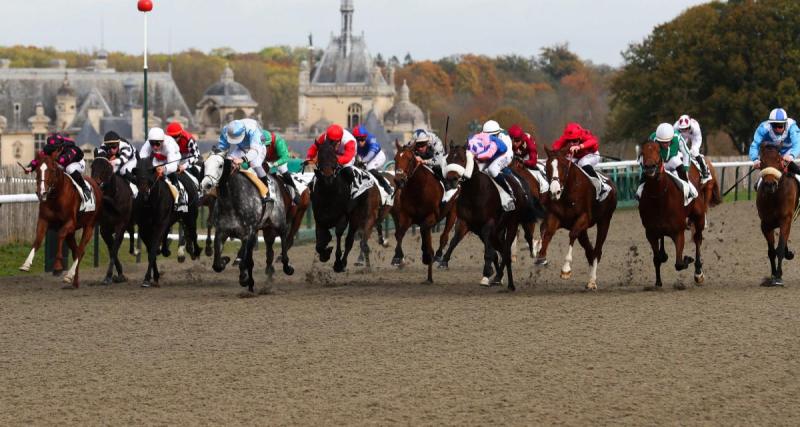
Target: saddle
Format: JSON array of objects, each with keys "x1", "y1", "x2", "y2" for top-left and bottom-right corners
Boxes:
[
  {"x1": 481, "y1": 170, "x2": 516, "y2": 212},
  {"x1": 636, "y1": 171, "x2": 698, "y2": 206},
  {"x1": 523, "y1": 164, "x2": 550, "y2": 193},
  {"x1": 66, "y1": 174, "x2": 96, "y2": 212},
  {"x1": 239, "y1": 168, "x2": 269, "y2": 199},
  {"x1": 577, "y1": 166, "x2": 612, "y2": 202},
  {"x1": 366, "y1": 172, "x2": 394, "y2": 207},
  {"x1": 690, "y1": 156, "x2": 713, "y2": 185}
]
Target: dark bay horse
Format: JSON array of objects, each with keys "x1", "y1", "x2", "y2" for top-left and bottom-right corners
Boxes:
[
  {"x1": 509, "y1": 157, "x2": 544, "y2": 260},
  {"x1": 20, "y1": 153, "x2": 103, "y2": 288},
  {"x1": 439, "y1": 144, "x2": 546, "y2": 291},
  {"x1": 311, "y1": 141, "x2": 382, "y2": 273},
  {"x1": 756, "y1": 145, "x2": 799, "y2": 287},
  {"x1": 536, "y1": 147, "x2": 617, "y2": 290},
  {"x1": 391, "y1": 141, "x2": 458, "y2": 283},
  {"x1": 638, "y1": 141, "x2": 706, "y2": 288},
  {"x1": 90, "y1": 157, "x2": 135, "y2": 285}
]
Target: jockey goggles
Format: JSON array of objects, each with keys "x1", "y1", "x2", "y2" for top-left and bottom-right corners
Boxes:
[{"x1": 771, "y1": 122, "x2": 786, "y2": 131}]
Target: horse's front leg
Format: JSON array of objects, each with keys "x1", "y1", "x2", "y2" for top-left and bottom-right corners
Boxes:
[
  {"x1": 647, "y1": 233, "x2": 663, "y2": 288},
  {"x1": 392, "y1": 213, "x2": 411, "y2": 267},
  {"x1": 439, "y1": 219, "x2": 468, "y2": 269},
  {"x1": 480, "y1": 221, "x2": 497, "y2": 286},
  {"x1": 64, "y1": 222, "x2": 96, "y2": 288},
  {"x1": 561, "y1": 215, "x2": 589, "y2": 280},
  {"x1": 435, "y1": 207, "x2": 458, "y2": 262},
  {"x1": 100, "y1": 226, "x2": 116, "y2": 284},
  {"x1": 692, "y1": 213, "x2": 706, "y2": 285},
  {"x1": 20, "y1": 218, "x2": 48, "y2": 272},
  {"x1": 279, "y1": 227, "x2": 295, "y2": 276},
  {"x1": 762, "y1": 224, "x2": 778, "y2": 284},
  {"x1": 53, "y1": 219, "x2": 76, "y2": 275},
  {"x1": 672, "y1": 229, "x2": 691, "y2": 271},
  {"x1": 315, "y1": 225, "x2": 333, "y2": 263},
  {"x1": 239, "y1": 234, "x2": 256, "y2": 293},
  {"x1": 775, "y1": 220, "x2": 792, "y2": 286},
  {"x1": 264, "y1": 229, "x2": 277, "y2": 279},
  {"x1": 212, "y1": 230, "x2": 230, "y2": 273},
  {"x1": 535, "y1": 214, "x2": 559, "y2": 266},
  {"x1": 420, "y1": 225, "x2": 434, "y2": 283},
  {"x1": 333, "y1": 223, "x2": 350, "y2": 273}
]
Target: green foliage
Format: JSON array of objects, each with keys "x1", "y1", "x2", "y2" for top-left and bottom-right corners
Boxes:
[{"x1": 609, "y1": 0, "x2": 800, "y2": 152}]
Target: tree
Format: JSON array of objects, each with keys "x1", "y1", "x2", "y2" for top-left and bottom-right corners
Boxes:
[
  {"x1": 608, "y1": 0, "x2": 800, "y2": 152},
  {"x1": 403, "y1": 52, "x2": 414, "y2": 66},
  {"x1": 538, "y1": 43, "x2": 581, "y2": 81}
]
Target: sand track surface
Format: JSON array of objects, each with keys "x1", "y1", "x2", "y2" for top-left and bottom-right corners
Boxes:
[{"x1": 2, "y1": 201, "x2": 800, "y2": 425}]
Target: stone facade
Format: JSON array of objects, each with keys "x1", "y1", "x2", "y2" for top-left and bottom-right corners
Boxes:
[{"x1": 195, "y1": 65, "x2": 259, "y2": 140}]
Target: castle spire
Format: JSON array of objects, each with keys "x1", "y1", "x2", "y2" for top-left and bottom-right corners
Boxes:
[{"x1": 340, "y1": 0, "x2": 354, "y2": 57}]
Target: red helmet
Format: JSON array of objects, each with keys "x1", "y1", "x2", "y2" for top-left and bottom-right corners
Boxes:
[
  {"x1": 508, "y1": 124, "x2": 524, "y2": 139},
  {"x1": 563, "y1": 123, "x2": 584, "y2": 140},
  {"x1": 326, "y1": 124, "x2": 344, "y2": 142},
  {"x1": 166, "y1": 122, "x2": 183, "y2": 137}
]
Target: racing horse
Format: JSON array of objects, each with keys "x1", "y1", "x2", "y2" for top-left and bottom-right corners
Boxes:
[
  {"x1": 756, "y1": 145, "x2": 798, "y2": 287},
  {"x1": 311, "y1": 140, "x2": 382, "y2": 273},
  {"x1": 439, "y1": 143, "x2": 546, "y2": 291},
  {"x1": 19, "y1": 152, "x2": 103, "y2": 288},
  {"x1": 391, "y1": 141, "x2": 458, "y2": 283},
  {"x1": 132, "y1": 157, "x2": 201, "y2": 287},
  {"x1": 535, "y1": 147, "x2": 617, "y2": 290},
  {"x1": 638, "y1": 140, "x2": 707, "y2": 288},
  {"x1": 201, "y1": 154, "x2": 292, "y2": 294},
  {"x1": 90, "y1": 156, "x2": 135, "y2": 285},
  {"x1": 509, "y1": 157, "x2": 545, "y2": 260}
]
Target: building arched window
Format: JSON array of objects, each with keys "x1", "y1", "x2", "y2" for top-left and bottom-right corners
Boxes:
[
  {"x1": 347, "y1": 103, "x2": 362, "y2": 129},
  {"x1": 233, "y1": 108, "x2": 246, "y2": 120}
]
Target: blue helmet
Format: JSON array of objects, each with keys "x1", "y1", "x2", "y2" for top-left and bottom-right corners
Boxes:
[
  {"x1": 769, "y1": 108, "x2": 788, "y2": 124},
  {"x1": 226, "y1": 120, "x2": 246, "y2": 145}
]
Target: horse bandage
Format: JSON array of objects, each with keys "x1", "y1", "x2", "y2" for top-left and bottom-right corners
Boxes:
[
  {"x1": 760, "y1": 167, "x2": 783, "y2": 180},
  {"x1": 240, "y1": 168, "x2": 269, "y2": 199}
]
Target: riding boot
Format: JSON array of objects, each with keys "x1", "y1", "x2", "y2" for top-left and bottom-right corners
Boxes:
[
  {"x1": 492, "y1": 174, "x2": 516, "y2": 201},
  {"x1": 369, "y1": 170, "x2": 393, "y2": 195},
  {"x1": 695, "y1": 155, "x2": 709, "y2": 179},
  {"x1": 787, "y1": 160, "x2": 800, "y2": 176},
  {"x1": 677, "y1": 165, "x2": 689, "y2": 182},
  {"x1": 432, "y1": 165, "x2": 445, "y2": 182},
  {"x1": 259, "y1": 176, "x2": 275, "y2": 203},
  {"x1": 70, "y1": 171, "x2": 92, "y2": 201},
  {"x1": 281, "y1": 171, "x2": 300, "y2": 205},
  {"x1": 581, "y1": 165, "x2": 599, "y2": 179}
]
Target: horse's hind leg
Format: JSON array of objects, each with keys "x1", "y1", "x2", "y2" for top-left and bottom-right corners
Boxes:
[
  {"x1": 522, "y1": 222, "x2": 536, "y2": 258},
  {"x1": 535, "y1": 215, "x2": 559, "y2": 266},
  {"x1": 279, "y1": 228, "x2": 295, "y2": 276},
  {"x1": 239, "y1": 235, "x2": 256, "y2": 293},
  {"x1": 647, "y1": 234, "x2": 664, "y2": 288},
  {"x1": 440, "y1": 219, "x2": 467, "y2": 269},
  {"x1": 177, "y1": 224, "x2": 187, "y2": 263},
  {"x1": 264, "y1": 230, "x2": 277, "y2": 279},
  {"x1": 420, "y1": 225, "x2": 434, "y2": 283},
  {"x1": 393, "y1": 213, "x2": 411, "y2": 267},
  {"x1": 672, "y1": 230, "x2": 692, "y2": 272},
  {"x1": 480, "y1": 222, "x2": 497, "y2": 286},
  {"x1": 692, "y1": 213, "x2": 706, "y2": 285},
  {"x1": 435, "y1": 207, "x2": 458, "y2": 262},
  {"x1": 100, "y1": 226, "x2": 116, "y2": 285},
  {"x1": 775, "y1": 221, "x2": 792, "y2": 286},
  {"x1": 333, "y1": 224, "x2": 350, "y2": 273},
  {"x1": 112, "y1": 225, "x2": 127, "y2": 283}
]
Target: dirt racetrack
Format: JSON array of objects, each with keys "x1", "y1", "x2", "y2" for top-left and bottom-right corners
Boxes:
[{"x1": 2, "y1": 200, "x2": 800, "y2": 425}]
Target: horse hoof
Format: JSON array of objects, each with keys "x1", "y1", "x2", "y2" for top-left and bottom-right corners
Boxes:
[
  {"x1": 19, "y1": 264, "x2": 31, "y2": 272},
  {"x1": 319, "y1": 247, "x2": 333, "y2": 262},
  {"x1": 534, "y1": 258, "x2": 549, "y2": 267},
  {"x1": 675, "y1": 263, "x2": 688, "y2": 272},
  {"x1": 283, "y1": 264, "x2": 295, "y2": 276},
  {"x1": 141, "y1": 281, "x2": 151, "y2": 288},
  {"x1": 694, "y1": 273, "x2": 705, "y2": 285},
  {"x1": 258, "y1": 286, "x2": 273, "y2": 295},
  {"x1": 113, "y1": 275, "x2": 128, "y2": 283},
  {"x1": 354, "y1": 260, "x2": 364, "y2": 267},
  {"x1": 764, "y1": 277, "x2": 785, "y2": 287},
  {"x1": 60, "y1": 284, "x2": 75, "y2": 290},
  {"x1": 480, "y1": 276, "x2": 490, "y2": 287},
  {"x1": 232, "y1": 258, "x2": 241, "y2": 267},
  {"x1": 586, "y1": 280, "x2": 597, "y2": 291},
  {"x1": 133, "y1": 249, "x2": 141, "y2": 257},
  {"x1": 786, "y1": 250, "x2": 795, "y2": 260},
  {"x1": 333, "y1": 261, "x2": 346, "y2": 273},
  {"x1": 238, "y1": 291, "x2": 256, "y2": 299},
  {"x1": 437, "y1": 261, "x2": 449, "y2": 270},
  {"x1": 490, "y1": 278, "x2": 504, "y2": 287},
  {"x1": 52, "y1": 269, "x2": 63, "y2": 277},
  {"x1": 265, "y1": 265, "x2": 276, "y2": 276},
  {"x1": 177, "y1": 255, "x2": 186, "y2": 263},
  {"x1": 62, "y1": 275, "x2": 74, "y2": 284},
  {"x1": 391, "y1": 256, "x2": 403, "y2": 267},
  {"x1": 560, "y1": 270, "x2": 572, "y2": 280},
  {"x1": 102, "y1": 277, "x2": 113, "y2": 286}
]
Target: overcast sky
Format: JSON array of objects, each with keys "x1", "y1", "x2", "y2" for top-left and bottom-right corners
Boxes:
[{"x1": 1, "y1": 0, "x2": 707, "y2": 66}]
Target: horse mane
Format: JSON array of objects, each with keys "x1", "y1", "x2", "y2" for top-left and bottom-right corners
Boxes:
[
  {"x1": 317, "y1": 140, "x2": 338, "y2": 170},
  {"x1": 219, "y1": 158, "x2": 233, "y2": 198}
]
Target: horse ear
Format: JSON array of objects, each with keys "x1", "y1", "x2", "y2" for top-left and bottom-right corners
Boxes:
[
  {"x1": 544, "y1": 147, "x2": 553, "y2": 158},
  {"x1": 395, "y1": 139, "x2": 402, "y2": 151}
]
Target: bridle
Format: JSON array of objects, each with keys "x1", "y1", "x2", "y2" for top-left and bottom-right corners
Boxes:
[{"x1": 394, "y1": 149, "x2": 419, "y2": 184}]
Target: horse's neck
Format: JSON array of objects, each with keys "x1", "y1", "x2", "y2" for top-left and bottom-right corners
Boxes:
[{"x1": 409, "y1": 166, "x2": 440, "y2": 196}]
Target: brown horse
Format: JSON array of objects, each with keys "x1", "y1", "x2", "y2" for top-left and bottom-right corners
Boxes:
[
  {"x1": 20, "y1": 153, "x2": 102, "y2": 288},
  {"x1": 638, "y1": 141, "x2": 706, "y2": 288},
  {"x1": 536, "y1": 147, "x2": 617, "y2": 290},
  {"x1": 756, "y1": 145, "x2": 798, "y2": 287},
  {"x1": 90, "y1": 157, "x2": 135, "y2": 285},
  {"x1": 690, "y1": 159, "x2": 723, "y2": 209},
  {"x1": 391, "y1": 141, "x2": 458, "y2": 282},
  {"x1": 509, "y1": 157, "x2": 544, "y2": 259}
]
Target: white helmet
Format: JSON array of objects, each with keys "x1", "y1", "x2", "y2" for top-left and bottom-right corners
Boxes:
[
  {"x1": 412, "y1": 129, "x2": 431, "y2": 144},
  {"x1": 147, "y1": 127, "x2": 165, "y2": 142},
  {"x1": 677, "y1": 115, "x2": 692, "y2": 130},
  {"x1": 769, "y1": 108, "x2": 788, "y2": 124},
  {"x1": 482, "y1": 120, "x2": 501, "y2": 134},
  {"x1": 655, "y1": 123, "x2": 674, "y2": 142}
]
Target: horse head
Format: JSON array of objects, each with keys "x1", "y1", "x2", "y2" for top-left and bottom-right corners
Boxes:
[
  {"x1": 132, "y1": 157, "x2": 157, "y2": 198},
  {"x1": 34, "y1": 152, "x2": 60, "y2": 202},
  {"x1": 760, "y1": 145, "x2": 785, "y2": 194},
  {"x1": 393, "y1": 141, "x2": 418, "y2": 189},
  {"x1": 90, "y1": 156, "x2": 115, "y2": 186},
  {"x1": 640, "y1": 140, "x2": 663, "y2": 179},
  {"x1": 544, "y1": 146, "x2": 572, "y2": 200},
  {"x1": 444, "y1": 142, "x2": 475, "y2": 191},
  {"x1": 315, "y1": 140, "x2": 340, "y2": 185},
  {"x1": 201, "y1": 153, "x2": 225, "y2": 193}
]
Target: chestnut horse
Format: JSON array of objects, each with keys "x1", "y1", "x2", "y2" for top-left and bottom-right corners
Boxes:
[
  {"x1": 391, "y1": 141, "x2": 458, "y2": 283},
  {"x1": 20, "y1": 153, "x2": 103, "y2": 288},
  {"x1": 756, "y1": 145, "x2": 799, "y2": 287},
  {"x1": 440, "y1": 144, "x2": 546, "y2": 291},
  {"x1": 536, "y1": 147, "x2": 617, "y2": 290},
  {"x1": 638, "y1": 141, "x2": 706, "y2": 288}
]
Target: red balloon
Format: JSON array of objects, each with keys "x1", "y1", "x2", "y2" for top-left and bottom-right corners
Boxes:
[{"x1": 137, "y1": 0, "x2": 153, "y2": 12}]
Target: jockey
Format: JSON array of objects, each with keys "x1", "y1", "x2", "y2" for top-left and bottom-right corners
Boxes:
[
  {"x1": 551, "y1": 122, "x2": 601, "y2": 178},
  {"x1": 262, "y1": 129, "x2": 300, "y2": 204},
  {"x1": 94, "y1": 131, "x2": 136, "y2": 181},
  {"x1": 165, "y1": 122, "x2": 201, "y2": 183},
  {"x1": 508, "y1": 124, "x2": 539, "y2": 169},
  {"x1": 674, "y1": 114, "x2": 709, "y2": 179},
  {"x1": 352, "y1": 125, "x2": 393, "y2": 194},
  {"x1": 651, "y1": 123, "x2": 691, "y2": 181},
  {"x1": 468, "y1": 130, "x2": 515, "y2": 198},
  {"x1": 140, "y1": 127, "x2": 183, "y2": 191},
  {"x1": 28, "y1": 133, "x2": 91, "y2": 201},
  {"x1": 750, "y1": 108, "x2": 800, "y2": 175},
  {"x1": 411, "y1": 129, "x2": 446, "y2": 181},
  {"x1": 306, "y1": 125, "x2": 358, "y2": 186}
]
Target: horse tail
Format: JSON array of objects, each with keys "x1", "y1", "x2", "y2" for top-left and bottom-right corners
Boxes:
[{"x1": 708, "y1": 165, "x2": 722, "y2": 207}]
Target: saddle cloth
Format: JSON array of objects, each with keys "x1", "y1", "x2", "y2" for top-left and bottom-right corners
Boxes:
[
  {"x1": 240, "y1": 168, "x2": 269, "y2": 199},
  {"x1": 291, "y1": 173, "x2": 312, "y2": 196},
  {"x1": 127, "y1": 181, "x2": 139, "y2": 199},
  {"x1": 690, "y1": 157, "x2": 713, "y2": 185},
  {"x1": 636, "y1": 170, "x2": 698, "y2": 206},
  {"x1": 164, "y1": 181, "x2": 183, "y2": 211},
  {"x1": 576, "y1": 166, "x2": 613, "y2": 202},
  {"x1": 482, "y1": 170, "x2": 516, "y2": 212},
  {"x1": 523, "y1": 165, "x2": 550, "y2": 193},
  {"x1": 365, "y1": 171, "x2": 395, "y2": 207},
  {"x1": 351, "y1": 167, "x2": 377, "y2": 200},
  {"x1": 66, "y1": 174, "x2": 96, "y2": 212}
]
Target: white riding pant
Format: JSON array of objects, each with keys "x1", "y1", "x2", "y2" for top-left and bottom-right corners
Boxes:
[
  {"x1": 363, "y1": 151, "x2": 386, "y2": 171},
  {"x1": 275, "y1": 163, "x2": 289, "y2": 174},
  {"x1": 229, "y1": 144, "x2": 267, "y2": 178},
  {"x1": 65, "y1": 160, "x2": 86, "y2": 174},
  {"x1": 664, "y1": 155, "x2": 684, "y2": 172},
  {"x1": 119, "y1": 158, "x2": 136, "y2": 175},
  {"x1": 576, "y1": 152, "x2": 600, "y2": 168},
  {"x1": 482, "y1": 150, "x2": 513, "y2": 178}
]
